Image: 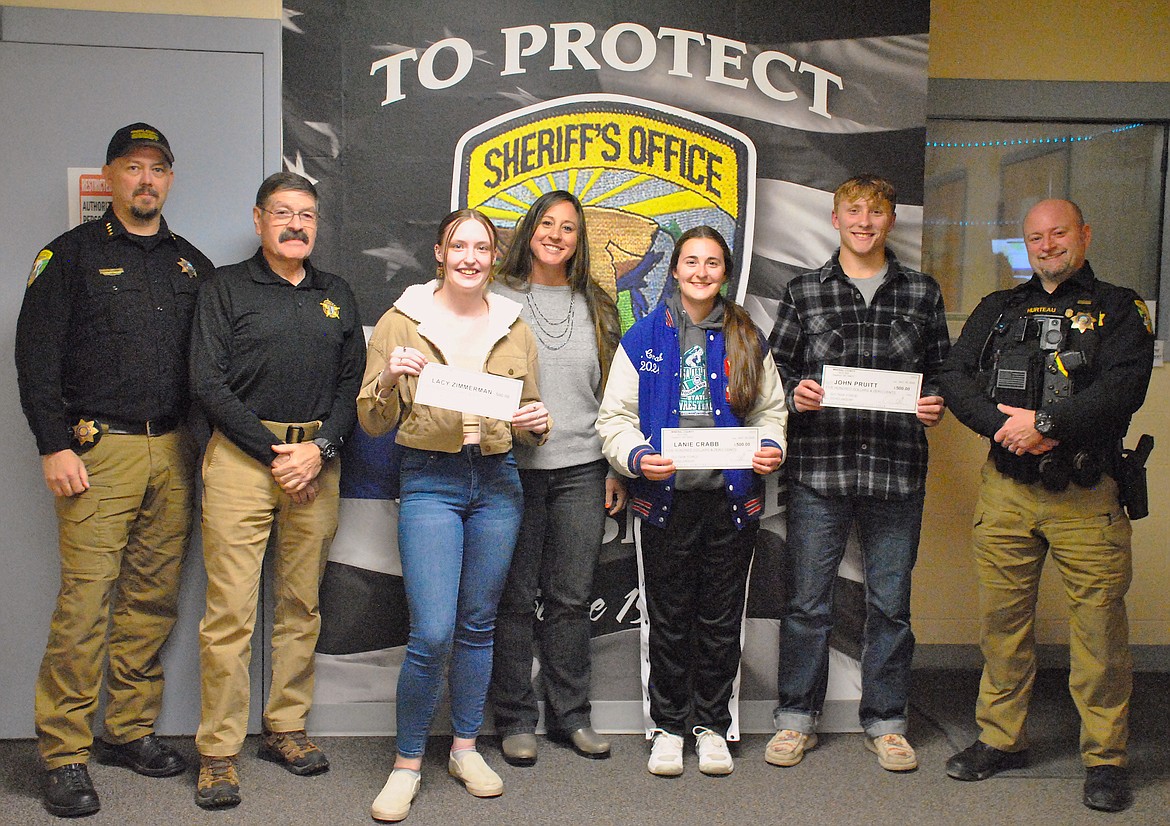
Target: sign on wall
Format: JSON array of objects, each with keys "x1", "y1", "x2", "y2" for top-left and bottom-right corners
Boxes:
[
  {"x1": 452, "y1": 94, "x2": 756, "y2": 327},
  {"x1": 67, "y1": 169, "x2": 112, "y2": 228}
]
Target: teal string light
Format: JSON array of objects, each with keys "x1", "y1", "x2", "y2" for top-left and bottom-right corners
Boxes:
[
  {"x1": 923, "y1": 219, "x2": 1022, "y2": 227},
  {"x1": 927, "y1": 123, "x2": 1145, "y2": 149}
]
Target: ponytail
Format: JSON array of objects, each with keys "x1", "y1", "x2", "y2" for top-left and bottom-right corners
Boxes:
[{"x1": 720, "y1": 295, "x2": 764, "y2": 419}]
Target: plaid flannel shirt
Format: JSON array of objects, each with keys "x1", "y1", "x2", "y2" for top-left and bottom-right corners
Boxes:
[{"x1": 768, "y1": 251, "x2": 950, "y2": 499}]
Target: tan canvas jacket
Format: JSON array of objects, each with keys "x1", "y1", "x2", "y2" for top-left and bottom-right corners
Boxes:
[{"x1": 357, "y1": 280, "x2": 548, "y2": 455}]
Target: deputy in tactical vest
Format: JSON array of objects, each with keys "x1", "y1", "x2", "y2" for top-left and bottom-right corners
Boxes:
[
  {"x1": 981, "y1": 277, "x2": 1129, "y2": 489},
  {"x1": 939, "y1": 198, "x2": 1154, "y2": 814}
]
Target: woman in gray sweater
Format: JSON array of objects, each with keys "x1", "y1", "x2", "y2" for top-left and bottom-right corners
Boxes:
[{"x1": 489, "y1": 190, "x2": 625, "y2": 765}]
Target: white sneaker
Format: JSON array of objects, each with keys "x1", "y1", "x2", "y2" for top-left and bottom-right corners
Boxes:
[
  {"x1": 371, "y1": 769, "x2": 420, "y2": 822},
  {"x1": 647, "y1": 729, "x2": 684, "y2": 776},
  {"x1": 693, "y1": 726, "x2": 734, "y2": 776}
]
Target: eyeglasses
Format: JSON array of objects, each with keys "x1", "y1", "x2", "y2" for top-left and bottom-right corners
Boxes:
[{"x1": 260, "y1": 207, "x2": 320, "y2": 225}]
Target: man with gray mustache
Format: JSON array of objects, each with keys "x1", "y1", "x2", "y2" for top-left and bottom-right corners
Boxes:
[{"x1": 189, "y1": 172, "x2": 364, "y2": 809}]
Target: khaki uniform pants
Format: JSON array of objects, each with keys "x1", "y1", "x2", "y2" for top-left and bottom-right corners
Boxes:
[
  {"x1": 972, "y1": 459, "x2": 1133, "y2": 766},
  {"x1": 36, "y1": 430, "x2": 195, "y2": 769},
  {"x1": 196, "y1": 428, "x2": 340, "y2": 756}
]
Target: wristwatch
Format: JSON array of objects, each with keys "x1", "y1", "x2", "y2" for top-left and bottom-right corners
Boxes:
[
  {"x1": 313, "y1": 437, "x2": 340, "y2": 460},
  {"x1": 1034, "y1": 409, "x2": 1054, "y2": 435}
]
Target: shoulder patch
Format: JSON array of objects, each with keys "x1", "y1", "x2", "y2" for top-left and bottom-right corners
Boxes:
[
  {"x1": 1135, "y1": 299, "x2": 1154, "y2": 335},
  {"x1": 27, "y1": 249, "x2": 52, "y2": 288}
]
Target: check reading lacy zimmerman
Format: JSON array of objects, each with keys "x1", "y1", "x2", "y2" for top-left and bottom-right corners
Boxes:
[
  {"x1": 819, "y1": 366, "x2": 923, "y2": 414},
  {"x1": 412, "y1": 362, "x2": 523, "y2": 420}
]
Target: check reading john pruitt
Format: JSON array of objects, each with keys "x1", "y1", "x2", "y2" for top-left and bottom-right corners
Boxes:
[{"x1": 819, "y1": 365, "x2": 923, "y2": 415}]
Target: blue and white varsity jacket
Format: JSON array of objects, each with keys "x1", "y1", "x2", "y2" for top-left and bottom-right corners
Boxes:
[{"x1": 596, "y1": 301, "x2": 787, "y2": 530}]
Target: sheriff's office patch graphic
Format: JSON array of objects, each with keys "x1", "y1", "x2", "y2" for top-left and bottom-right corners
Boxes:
[
  {"x1": 321, "y1": 298, "x2": 341, "y2": 319},
  {"x1": 452, "y1": 94, "x2": 756, "y2": 331},
  {"x1": 28, "y1": 249, "x2": 52, "y2": 288},
  {"x1": 1135, "y1": 299, "x2": 1153, "y2": 335}
]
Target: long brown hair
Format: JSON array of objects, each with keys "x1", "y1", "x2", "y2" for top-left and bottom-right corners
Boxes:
[
  {"x1": 434, "y1": 208, "x2": 498, "y2": 279},
  {"x1": 498, "y1": 190, "x2": 621, "y2": 386},
  {"x1": 669, "y1": 226, "x2": 763, "y2": 420}
]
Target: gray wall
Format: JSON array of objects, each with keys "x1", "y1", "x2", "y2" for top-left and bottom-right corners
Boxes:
[{"x1": 0, "y1": 6, "x2": 281, "y2": 738}]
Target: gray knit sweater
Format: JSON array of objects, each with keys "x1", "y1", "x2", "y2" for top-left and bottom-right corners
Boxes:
[{"x1": 492, "y1": 281, "x2": 604, "y2": 470}]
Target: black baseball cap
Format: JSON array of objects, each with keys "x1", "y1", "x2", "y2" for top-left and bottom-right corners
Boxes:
[{"x1": 106, "y1": 122, "x2": 174, "y2": 165}]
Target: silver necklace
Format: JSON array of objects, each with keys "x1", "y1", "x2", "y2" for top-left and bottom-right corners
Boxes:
[{"x1": 525, "y1": 290, "x2": 575, "y2": 351}]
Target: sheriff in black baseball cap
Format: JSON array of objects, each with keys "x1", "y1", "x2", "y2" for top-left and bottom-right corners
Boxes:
[{"x1": 106, "y1": 122, "x2": 174, "y2": 165}]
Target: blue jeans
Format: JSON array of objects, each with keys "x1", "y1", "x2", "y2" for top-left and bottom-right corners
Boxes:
[
  {"x1": 491, "y1": 460, "x2": 608, "y2": 735},
  {"x1": 394, "y1": 447, "x2": 523, "y2": 758},
  {"x1": 774, "y1": 480, "x2": 923, "y2": 737}
]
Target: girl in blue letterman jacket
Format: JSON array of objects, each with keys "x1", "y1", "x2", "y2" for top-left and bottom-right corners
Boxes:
[{"x1": 597, "y1": 226, "x2": 787, "y2": 777}]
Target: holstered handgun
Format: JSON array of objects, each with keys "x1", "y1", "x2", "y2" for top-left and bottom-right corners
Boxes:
[{"x1": 1118, "y1": 434, "x2": 1154, "y2": 520}]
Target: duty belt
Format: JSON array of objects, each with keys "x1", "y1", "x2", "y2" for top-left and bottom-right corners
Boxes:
[
  {"x1": 260, "y1": 419, "x2": 323, "y2": 443},
  {"x1": 68, "y1": 414, "x2": 182, "y2": 451},
  {"x1": 104, "y1": 415, "x2": 183, "y2": 436}
]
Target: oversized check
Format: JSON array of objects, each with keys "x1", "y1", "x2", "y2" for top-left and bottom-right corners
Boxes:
[
  {"x1": 820, "y1": 365, "x2": 922, "y2": 414},
  {"x1": 660, "y1": 427, "x2": 759, "y2": 470},
  {"x1": 413, "y1": 362, "x2": 522, "y2": 421}
]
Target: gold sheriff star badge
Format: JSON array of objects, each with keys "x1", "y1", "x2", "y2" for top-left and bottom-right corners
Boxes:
[
  {"x1": 1067, "y1": 310, "x2": 1096, "y2": 333},
  {"x1": 72, "y1": 419, "x2": 99, "y2": 446},
  {"x1": 320, "y1": 298, "x2": 340, "y2": 319}
]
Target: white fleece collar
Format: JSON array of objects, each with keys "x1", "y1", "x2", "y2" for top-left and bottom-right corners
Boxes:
[{"x1": 394, "y1": 279, "x2": 521, "y2": 352}]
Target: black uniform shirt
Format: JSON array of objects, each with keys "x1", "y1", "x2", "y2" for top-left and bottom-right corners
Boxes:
[
  {"x1": 940, "y1": 262, "x2": 1154, "y2": 463},
  {"x1": 190, "y1": 248, "x2": 364, "y2": 465},
  {"x1": 15, "y1": 207, "x2": 213, "y2": 455}
]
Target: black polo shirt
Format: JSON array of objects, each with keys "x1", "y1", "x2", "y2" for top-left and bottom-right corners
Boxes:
[
  {"x1": 190, "y1": 248, "x2": 364, "y2": 465},
  {"x1": 15, "y1": 207, "x2": 214, "y2": 455}
]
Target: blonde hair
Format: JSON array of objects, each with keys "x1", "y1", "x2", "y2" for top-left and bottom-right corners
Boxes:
[{"x1": 833, "y1": 174, "x2": 896, "y2": 214}]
